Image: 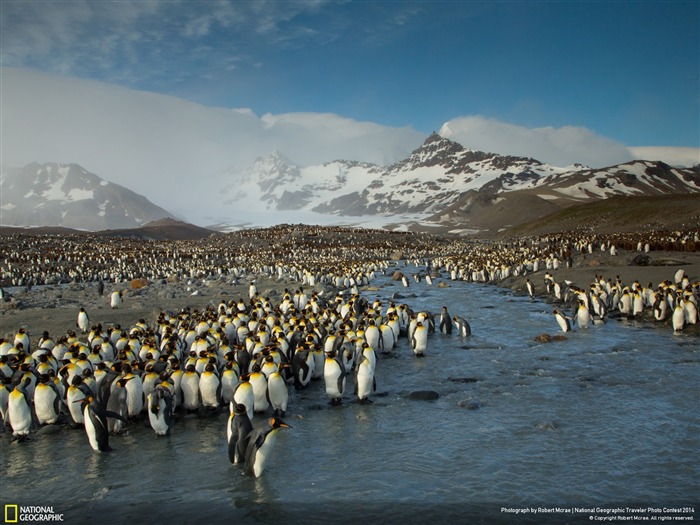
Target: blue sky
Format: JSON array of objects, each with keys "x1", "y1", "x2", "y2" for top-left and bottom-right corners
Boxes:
[{"x1": 2, "y1": 0, "x2": 698, "y2": 149}]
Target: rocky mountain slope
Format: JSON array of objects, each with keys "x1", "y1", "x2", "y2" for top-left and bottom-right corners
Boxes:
[
  {"x1": 0, "y1": 163, "x2": 175, "y2": 230},
  {"x1": 219, "y1": 133, "x2": 699, "y2": 233}
]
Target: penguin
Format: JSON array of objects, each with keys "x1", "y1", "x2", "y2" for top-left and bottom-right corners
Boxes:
[
  {"x1": 354, "y1": 354, "x2": 376, "y2": 404},
  {"x1": 80, "y1": 395, "x2": 127, "y2": 452},
  {"x1": 323, "y1": 349, "x2": 346, "y2": 406},
  {"x1": 526, "y1": 278, "x2": 535, "y2": 300},
  {"x1": 66, "y1": 375, "x2": 91, "y2": 426},
  {"x1": 122, "y1": 365, "x2": 144, "y2": 420},
  {"x1": 227, "y1": 403, "x2": 253, "y2": 465},
  {"x1": 0, "y1": 376, "x2": 12, "y2": 425},
  {"x1": 8, "y1": 377, "x2": 33, "y2": 440},
  {"x1": 411, "y1": 321, "x2": 428, "y2": 357},
  {"x1": 267, "y1": 364, "x2": 289, "y2": 417},
  {"x1": 249, "y1": 363, "x2": 269, "y2": 413},
  {"x1": 220, "y1": 361, "x2": 240, "y2": 405},
  {"x1": 106, "y1": 377, "x2": 130, "y2": 435},
  {"x1": 232, "y1": 374, "x2": 255, "y2": 421},
  {"x1": 364, "y1": 320, "x2": 382, "y2": 353},
  {"x1": 180, "y1": 364, "x2": 201, "y2": 413},
  {"x1": 242, "y1": 417, "x2": 291, "y2": 477},
  {"x1": 199, "y1": 363, "x2": 222, "y2": 410},
  {"x1": 672, "y1": 303, "x2": 685, "y2": 332},
  {"x1": 439, "y1": 307, "x2": 452, "y2": 334},
  {"x1": 77, "y1": 308, "x2": 90, "y2": 333},
  {"x1": 34, "y1": 373, "x2": 61, "y2": 425},
  {"x1": 292, "y1": 346, "x2": 314, "y2": 389},
  {"x1": 576, "y1": 301, "x2": 592, "y2": 330},
  {"x1": 452, "y1": 316, "x2": 471, "y2": 337},
  {"x1": 147, "y1": 385, "x2": 174, "y2": 436},
  {"x1": 14, "y1": 328, "x2": 30, "y2": 353},
  {"x1": 553, "y1": 309, "x2": 572, "y2": 333},
  {"x1": 378, "y1": 322, "x2": 396, "y2": 353},
  {"x1": 110, "y1": 290, "x2": 122, "y2": 309}
]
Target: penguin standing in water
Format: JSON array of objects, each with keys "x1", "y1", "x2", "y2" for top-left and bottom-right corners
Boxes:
[
  {"x1": 107, "y1": 377, "x2": 130, "y2": 435},
  {"x1": 526, "y1": 279, "x2": 535, "y2": 301},
  {"x1": 242, "y1": 417, "x2": 291, "y2": 477},
  {"x1": 553, "y1": 309, "x2": 572, "y2": 333},
  {"x1": 452, "y1": 316, "x2": 472, "y2": 337},
  {"x1": 227, "y1": 403, "x2": 253, "y2": 465},
  {"x1": 411, "y1": 321, "x2": 428, "y2": 357},
  {"x1": 79, "y1": 395, "x2": 127, "y2": 452},
  {"x1": 323, "y1": 349, "x2": 347, "y2": 406},
  {"x1": 354, "y1": 354, "x2": 376, "y2": 404},
  {"x1": 439, "y1": 307, "x2": 452, "y2": 334},
  {"x1": 147, "y1": 385, "x2": 174, "y2": 436},
  {"x1": 8, "y1": 377, "x2": 33, "y2": 441}
]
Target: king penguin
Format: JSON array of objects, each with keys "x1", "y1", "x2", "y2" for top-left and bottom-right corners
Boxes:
[
  {"x1": 77, "y1": 308, "x2": 90, "y2": 334},
  {"x1": 106, "y1": 377, "x2": 130, "y2": 435},
  {"x1": 34, "y1": 373, "x2": 61, "y2": 425},
  {"x1": 227, "y1": 403, "x2": 253, "y2": 465},
  {"x1": 323, "y1": 349, "x2": 347, "y2": 406},
  {"x1": 452, "y1": 316, "x2": 472, "y2": 337},
  {"x1": 147, "y1": 385, "x2": 174, "y2": 436},
  {"x1": 80, "y1": 395, "x2": 127, "y2": 451},
  {"x1": 354, "y1": 354, "x2": 376, "y2": 404},
  {"x1": 439, "y1": 307, "x2": 452, "y2": 334},
  {"x1": 411, "y1": 321, "x2": 428, "y2": 357},
  {"x1": 553, "y1": 309, "x2": 572, "y2": 333},
  {"x1": 242, "y1": 417, "x2": 291, "y2": 477},
  {"x1": 8, "y1": 377, "x2": 33, "y2": 441}
]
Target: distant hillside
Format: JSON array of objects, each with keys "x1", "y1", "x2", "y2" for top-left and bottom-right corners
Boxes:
[
  {"x1": 496, "y1": 194, "x2": 700, "y2": 239},
  {"x1": 0, "y1": 218, "x2": 215, "y2": 241}
]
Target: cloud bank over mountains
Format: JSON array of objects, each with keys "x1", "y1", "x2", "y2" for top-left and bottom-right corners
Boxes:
[{"x1": 2, "y1": 68, "x2": 697, "y2": 225}]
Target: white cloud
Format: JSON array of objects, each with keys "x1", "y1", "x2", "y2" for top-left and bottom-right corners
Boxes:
[
  {"x1": 440, "y1": 115, "x2": 634, "y2": 168},
  {"x1": 0, "y1": 67, "x2": 423, "y2": 224},
  {"x1": 628, "y1": 147, "x2": 699, "y2": 168}
]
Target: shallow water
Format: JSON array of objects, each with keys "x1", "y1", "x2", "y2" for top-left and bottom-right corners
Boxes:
[{"x1": 1, "y1": 270, "x2": 698, "y2": 524}]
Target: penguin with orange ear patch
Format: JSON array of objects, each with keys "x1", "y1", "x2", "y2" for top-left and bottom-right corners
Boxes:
[{"x1": 243, "y1": 417, "x2": 291, "y2": 477}]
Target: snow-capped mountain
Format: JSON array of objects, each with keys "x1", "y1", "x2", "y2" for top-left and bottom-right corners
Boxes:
[
  {"x1": 219, "y1": 133, "x2": 700, "y2": 230},
  {"x1": 0, "y1": 163, "x2": 175, "y2": 230}
]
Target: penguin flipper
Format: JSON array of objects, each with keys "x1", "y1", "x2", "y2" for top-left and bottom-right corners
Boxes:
[{"x1": 103, "y1": 410, "x2": 128, "y2": 422}]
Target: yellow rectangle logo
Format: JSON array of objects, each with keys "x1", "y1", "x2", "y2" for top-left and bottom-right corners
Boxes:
[{"x1": 4, "y1": 504, "x2": 18, "y2": 523}]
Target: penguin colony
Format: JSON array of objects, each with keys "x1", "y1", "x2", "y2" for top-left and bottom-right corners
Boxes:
[
  {"x1": 0, "y1": 276, "x2": 468, "y2": 477},
  {"x1": 1, "y1": 225, "x2": 698, "y2": 477}
]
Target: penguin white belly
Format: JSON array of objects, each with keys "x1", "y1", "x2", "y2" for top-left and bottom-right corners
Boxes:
[
  {"x1": 252, "y1": 431, "x2": 279, "y2": 478},
  {"x1": 250, "y1": 375, "x2": 269, "y2": 413},
  {"x1": 199, "y1": 375, "x2": 221, "y2": 408},
  {"x1": 34, "y1": 386, "x2": 59, "y2": 424},
  {"x1": 67, "y1": 389, "x2": 86, "y2": 424},
  {"x1": 181, "y1": 376, "x2": 201, "y2": 410},
  {"x1": 147, "y1": 394, "x2": 169, "y2": 436},
  {"x1": 125, "y1": 379, "x2": 144, "y2": 417},
  {"x1": 8, "y1": 394, "x2": 32, "y2": 436},
  {"x1": 83, "y1": 406, "x2": 102, "y2": 451},
  {"x1": 233, "y1": 385, "x2": 255, "y2": 420},
  {"x1": 267, "y1": 375, "x2": 288, "y2": 414},
  {"x1": 411, "y1": 327, "x2": 428, "y2": 356},
  {"x1": 221, "y1": 372, "x2": 239, "y2": 405}
]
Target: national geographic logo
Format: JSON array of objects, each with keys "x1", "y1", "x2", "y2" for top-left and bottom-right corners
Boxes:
[{"x1": 4, "y1": 505, "x2": 64, "y2": 522}]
